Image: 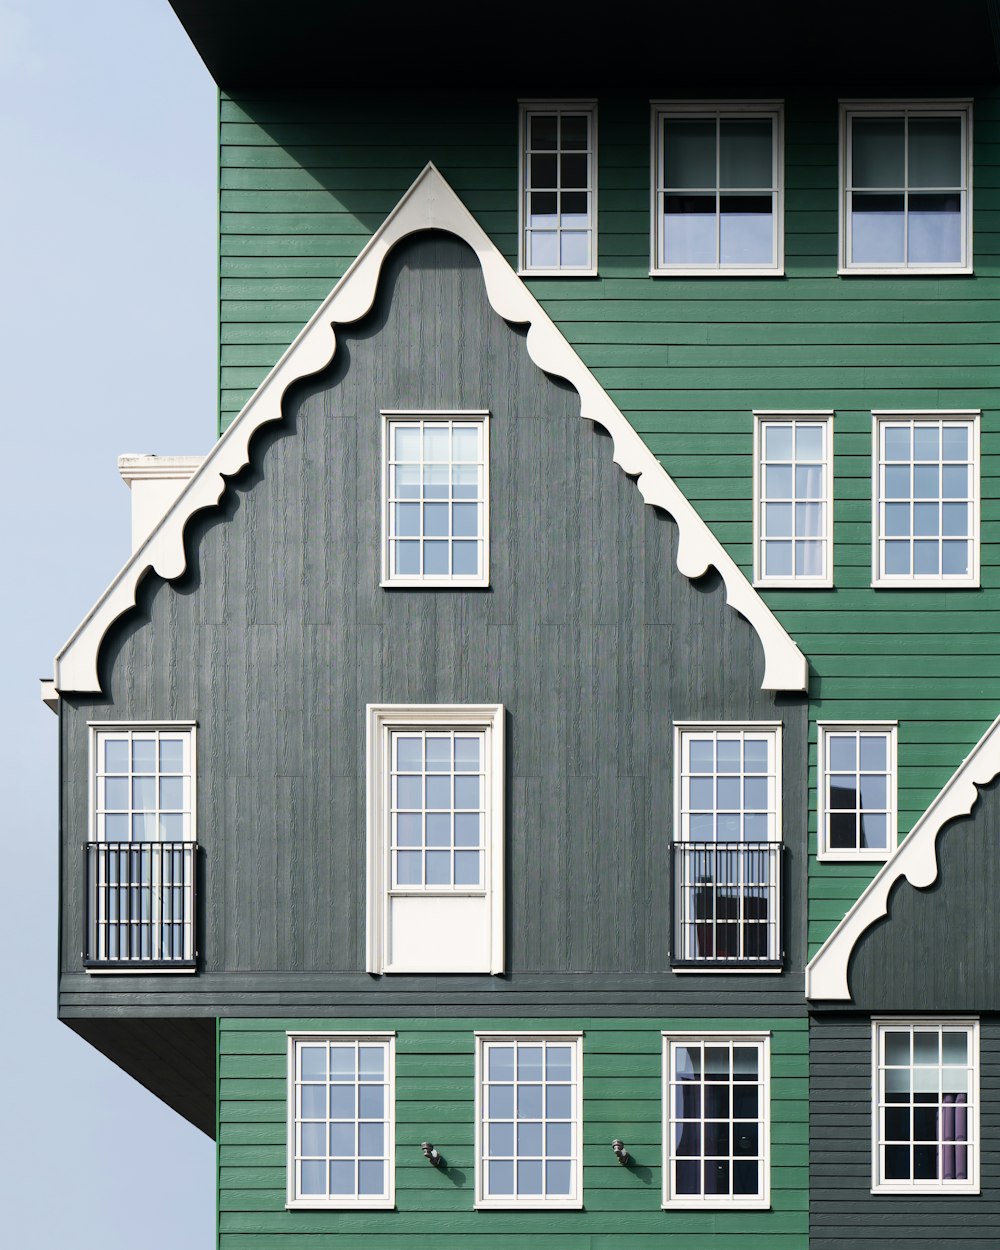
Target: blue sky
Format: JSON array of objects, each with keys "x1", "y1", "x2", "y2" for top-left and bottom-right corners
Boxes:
[{"x1": 0, "y1": 1, "x2": 217, "y2": 1244}]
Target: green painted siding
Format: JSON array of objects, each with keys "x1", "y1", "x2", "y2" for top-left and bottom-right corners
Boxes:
[
  {"x1": 217, "y1": 88, "x2": 1000, "y2": 952},
  {"x1": 218, "y1": 1016, "x2": 808, "y2": 1248}
]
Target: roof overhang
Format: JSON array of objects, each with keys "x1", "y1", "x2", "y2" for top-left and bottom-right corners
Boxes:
[{"x1": 168, "y1": 1, "x2": 1000, "y2": 89}]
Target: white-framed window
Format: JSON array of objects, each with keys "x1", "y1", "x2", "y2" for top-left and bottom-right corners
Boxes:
[
  {"x1": 86, "y1": 722, "x2": 197, "y2": 968},
  {"x1": 818, "y1": 723, "x2": 897, "y2": 862},
  {"x1": 381, "y1": 410, "x2": 489, "y2": 588},
  {"x1": 753, "y1": 411, "x2": 833, "y2": 586},
  {"x1": 872, "y1": 1019, "x2": 979, "y2": 1194},
  {"x1": 475, "y1": 1032, "x2": 583, "y2": 1209},
  {"x1": 672, "y1": 724, "x2": 783, "y2": 965},
  {"x1": 662, "y1": 1032, "x2": 770, "y2": 1208},
  {"x1": 518, "y1": 100, "x2": 597, "y2": 275},
  {"x1": 840, "y1": 101, "x2": 972, "y2": 274},
  {"x1": 366, "y1": 704, "x2": 504, "y2": 974},
  {"x1": 871, "y1": 411, "x2": 980, "y2": 588},
  {"x1": 651, "y1": 101, "x2": 783, "y2": 276},
  {"x1": 90, "y1": 722, "x2": 196, "y2": 843},
  {"x1": 287, "y1": 1032, "x2": 395, "y2": 1209}
]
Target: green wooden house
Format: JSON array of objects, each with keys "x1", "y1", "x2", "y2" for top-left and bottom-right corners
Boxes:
[{"x1": 42, "y1": 2, "x2": 1000, "y2": 1245}]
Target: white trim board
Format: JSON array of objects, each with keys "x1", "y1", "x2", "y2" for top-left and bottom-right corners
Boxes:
[
  {"x1": 49, "y1": 163, "x2": 808, "y2": 697},
  {"x1": 806, "y1": 712, "x2": 1000, "y2": 1001}
]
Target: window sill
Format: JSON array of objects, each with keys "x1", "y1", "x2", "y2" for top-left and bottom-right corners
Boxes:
[
  {"x1": 671, "y1": 961, "x2": 783, "y2": 974},
  {"x1": 871, "y1": 1184, "x2": 979, "y2": 1196},
  {"x1": 649, "y1": 267, "x2": 784, "y2": 278},
  {"x1": 475, "y1": 1199, "x2": 583, "y2": 1210},
  {"x1": 381, "y1": 577, "x2": 491, "y2": 590},
  {"x1": 817, "y1": 849, "x2": 892, "y2": 864},
  {"x1": 754, "y1": 577, "x2": 833, "y2": 590},
  {"x1": 839, "y1": 266, "x2": 974, "y2": 277},
  {"x1": 518, "y1": 268, "x2": 599, "y2": 279},
  {"x1": 84, "y1": 962, "x2": 197, "y2": 975},
  {"x1": 663, "y1": 1199, "x2": 770, "y2": 1210},
  {"x1": 286, "y1": 1199, "x2": 395, "y2": 1210},
  {"x1": 871, "y1": 577, "x2": 979, "y2": 590}
]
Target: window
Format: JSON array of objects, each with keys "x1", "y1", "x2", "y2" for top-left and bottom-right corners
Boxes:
[
  {"x1": 840, "y1": 102, "x2": 972, "y2": 273},
  {"x1": 86, "y1": 722, "x2": 197, "y2": 968},
  {"x1": 872, "y1": 412, "x2": 979, "y2": 587},
  {"x1": 651, "y1": 102, "x2": 783, "y2": 275},
  {"x1": 872, "y1": 1020, "x2": 979, "y2": 1193},
  {"x1": 753, "y1": 411, "x2": 833, "y2": 586},
  {"x1": 818, "y1": 723, "x2": 896, "y2": 861},
  {"x1": 672, "y1": 724, "x2": 782, "y2": 965},
  {"x1": 519, "y1": 101, "x2": 597, "y2": 274},
  {"x1": 662, "y1": 1032, "x2": 770, "y2": 1208},
  {"x1": 381, "y1": 410, "x2": 489, "y2": 588},
  {"x1": 287, "y1": 1032, "x2": 395, "y2": 1209},
  {"x1": 366, "y1": 704, "x2": 504, "y2": 974},
  {"x1": 475, "y1": 1032, "x2": 583, "y2": 1209}
]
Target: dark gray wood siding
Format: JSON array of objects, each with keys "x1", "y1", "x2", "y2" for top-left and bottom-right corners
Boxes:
[
  {"x1": 847, "y1": 775, "x2": 1000, "y2": 1012},
  {"x1": 811, "y1": 1013, "x2": 1000, "y2": 1248},
  {"x1": 59, "y1": 232, "x2": 807, "y2": 1019}
]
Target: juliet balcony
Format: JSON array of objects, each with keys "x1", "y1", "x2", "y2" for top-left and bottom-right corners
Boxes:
[
  {"x1": 671, "y1": 841, "x2": 783, "y2": 970},
  {"x1": 84, "y1": 841, "x2": 198, "y2": 970}
]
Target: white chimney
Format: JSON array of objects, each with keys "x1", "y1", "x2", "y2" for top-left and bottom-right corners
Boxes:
[{"x1": 118, "y1": 454, "x2": 204, "y2": 552}]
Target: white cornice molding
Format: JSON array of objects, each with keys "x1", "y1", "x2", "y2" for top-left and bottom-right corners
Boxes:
[
  {"x1": 806, "y1": 712, "x2": 1000, "y2": 1001},
  {"x1": 51, "y1": 163, "x2": 808, "y2": 696}
]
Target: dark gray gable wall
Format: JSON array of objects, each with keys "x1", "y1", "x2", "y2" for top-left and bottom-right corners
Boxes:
[{"x1": 59, "y1": 232, "x2": 807, "y2": 1021}]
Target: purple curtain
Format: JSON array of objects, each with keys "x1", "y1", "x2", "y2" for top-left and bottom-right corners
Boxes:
[{"x1": 942, "y1": 1093, "x2": 968, "y2": 1181}]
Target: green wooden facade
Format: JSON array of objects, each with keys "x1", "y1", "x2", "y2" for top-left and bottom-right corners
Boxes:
[
  {"x1": 217, "y1": 87, "x2": 1000, "y2": 952},
  {"x1": 220, "y1": 1017, "x2": 808, "y2": 1250}
]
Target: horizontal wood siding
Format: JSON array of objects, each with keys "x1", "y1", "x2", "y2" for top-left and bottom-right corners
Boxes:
[
  {"x1": 217, "y1": 88, "x2": 1000, "y2": 953},
  {"x1": 810, "y1": 1013, "x2": 1000, "y2": 1248},
  {"x1": 219, "y1": 1015, "x2": 807, "y2": 1248},
  {"x1": 60, "y1": 234, "x2": 806, "y2": 1020}
]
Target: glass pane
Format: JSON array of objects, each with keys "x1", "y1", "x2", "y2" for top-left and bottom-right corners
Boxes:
[
  {"x1": 454, "y1": 736, "x2": 480, "y2": 770},
  {"x1": 560, "y1": 231, "x2": 591, "y2": 268},
  {"x1": 425, "y1": 851, "x2": 451, "y2": 885},
  {"x1": 546, "y1": 1159, "x2": 572, "y2": 1195},
  {"x1": 529, "y1": 153, "x2": 557, "y2": 189},
  {"x1": 547, "y1": 1046, "x2": 574, "y2": 1081},
  {"x1": 489, "y1": 1084, "x2": 514, "y2": 1118},
  {"x1": 908, "y1": 117, "x2": 962, "y2": 188},
  {"x1": 546, "y1": 1084, "x2": 572, "y2": 1118},
  {"x1": 452, "y1": 541, "x2": 479, "y2": 576},
  {"x1": 717, "y1": 739, "x2": 740, "y2": 773},
  {"x1": 689, "y1": 740, "x2": 714, "y2": 773},
  {"x1": 330, "y1": 1086, "x2": 355, "y2": 1117},
  {"x1": 796, "y1": 502, "x2": 823, "y2": 537},
  {"x1": 796, "y1": 464, "x2": 823, "y2": 498},
  {"x1": 528, "y1": 190, "x2": 557, "y2": 229},
  {"x1": 860, "y1": 734, "x2": 887, "y2": 771},
  {"x1": 860, "y1": 812, "x2": 888, "y2": 849},
  {"x1": 765, "y1": 464, "x2": 793, "y2": 498},
  {"x1": 104, "y1": 739, "x2": 130, "y2": 772},
  {"x1": 765, "y1": 503, "x2": 792, "y2": 537},
  {"x1": 664, "y1": 118, "x2": 716, "y2": 188},
  {"x1": 301, "y1": 1085, "x2": 327, "y2": 1118},
  {"x1": 329, "y1": 1122, "x2": 354, "y2": 1154},
  {"x1": 885, "y1": 1030, "x2": 911, "y2": 1065},
  {"x1": 104, "y1": 777, "x2": 129, "y2": 809},
  {"x1": 719, "y1": 195, "x2": 773, "y2": 264},
  {"x1": 359, "y1": 1084, "x2": 384, "y2": 1118},
  {"x1": 453, "y1": 503, "x2": 479, "y2": 537},
  {"x1": 489, "y1": 1045, "x2": 514, "y2": 1081},
  {"x1": 720, "y1": 119, "x2": 772, "y2": 188},
  {"x1": 829, "y1": 735, "x2": 857, "y2": 771},
  {"x1": 489, "y1": 1160, "x2": 514, "y2": 1195},
  {"x1": 744, "y1": 738, "x2": 769, "y2": 771},
  {"x1": 300, "y1": 1160, "x2": 326, "y2": 1195},
  {"x1": 942, "y1": 541, "x2": 969, "y2": 575},
  {"x1": 359, "y1": 1045, "x2": 384, "y2": 1077},
  {"x1": 358, "y1": 1160, "x2": 384, "y2": 1196},
  {"x1": 517, "y1": 1122, "x2": 543, "y2": 1155},
  {"x1": 829, "y1": 812, "x2": 857, "y2": 849},
  {"x1": 852, "y1": 193, "x2": 904, "y2": 263},
  {"x1": 454, "y1": 850, "x2": 480, "y2": 885},
  {"x1": 884, "y1": 426, "x2": 911, "y2": 461},
  {"x1": 764, "y1": 541, "x2": 792, "y2": 577},
  {"x1": 394, "y1": 502, "x2": 419, "y2": 537},
  {"x1": 663, "y1": 194, "x2": 716, "y2": 265},
  {"x1": 860, "y1": 774, "x2": 887, "y2": 809},
  {"x1": 299, "y1": 1046, "x2": 327, "y2": 1080},
  {"x1": 395, "y1": 851, "x2": 422, "y2": 885},
  {"x1": 885, "y1": 541, "x2": 910, "y2": 575},
  {"x1": 393, "y1": 426, "x2": 421, "y2": 461},
  {"x1": 914, "y1": 540, "x2": 939, "y2": 576},
  {"x1": 796, "y1": 424, "x2": 824, "y2": 461},
  {"x1": 517, "y1": 1160, "x2": 543, "y2": 1195},
  {"x1": 528, "y1": 232, "x2": 558, "y2": 268},
  {"x1": 913, "y1": 503, "x2": 939, "y2": 537},
  {"x1": 830, "y1": 776, "x2": 858, "y2": 809},
  {"x1": 529, "y1": 114, "x2": 557, "y2": 149},
  {"x1": 942, "y1": 426, "x2": 969, "y2": 462},
  {"x1": 359, "y1": 1123, "x2": 384, "y2": 1156},
  {"x1": 160, "y1": 777, "x2": 184, "y2": 810},
  {"x1": 132, "y1": 738, "x2": 156, "y2": 771},
  {"x1": 561, "y1": 115, "x2": 588, "y2": 150},
  {"x1": 884, "y1": 503, "x2": 910, "y2": 537},
  {"x1": 852, "y1": 118, "x2": 905, "y2": 187},
  {"x1": 454, "y1": 813, "x2": 480, "y2": 846},
  {"x1": 518, "y1": 1046, "x2": 544, "y2": 1080},
  {"x1": 425, "y1": 813, "x2": 450, "y2": 846},
  {"x1": 393, "y1": 541, "x2": 419, "y2": 575},
  {"x1": 424, "y1": 736, "x2": 450, "y2": 772},
  {"x1": 914, "y1": 1031, "x2": 940, "y2": 1064},
  {"x1": 942, "y1": 1031, "x2": 968, "y2": 1065},
  {"x1": 908, "y1": 194, "x2": 962, "y2": 265},
  {"x1": 425, "y1": 776, "x2": 450, "y2": 810},
  {"x1": 301, "y1": 1122, "x2": 326, "y2": 1155},
  {"x1": 159, "y1": 739, "x2": 185, "y2": 772},
  {"x1": 489, "y1": 1122, "x2": 514, "y2": 1156},
  {"x1": 517, "y1": 1085, "x2": 543, "y2": 1117},
  {"x1": 560, "y1": 153, "x2": 588, "y2": 188},
  {"x1": 764, "y1": 424, "x2": 793, "y2": 460}
]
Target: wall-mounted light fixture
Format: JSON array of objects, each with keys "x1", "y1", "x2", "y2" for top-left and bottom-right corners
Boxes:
[
  {"x1": 421, "y1": 1141, "x2": 443, "y2": 1167},
  {"x1": 612, "y1": 1139, "x2": 631, "y2": 1166}
]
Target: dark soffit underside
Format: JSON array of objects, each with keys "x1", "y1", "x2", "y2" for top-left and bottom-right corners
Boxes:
[{"x1": 168, "y1": 1, "x2": 1000, "y2": 90}]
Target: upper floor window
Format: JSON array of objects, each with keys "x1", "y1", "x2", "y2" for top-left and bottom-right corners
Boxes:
[
  {"x1": 872, "y1": 412, "x2": 979, "y2": 588},
  {"x1": 672, "y1": 723, "x2": 783, "y2": 966},
  {"x1": 840, "y1": 102, "x2": 972, "y2": 274},
  {"x1": 651, "y1": 102, "x2": 783, "y2": 276},
  {"x1": 86, "y1": 722, "x2": 197, "y2": 969},
  {"x1": 753, "y1": 411, "x2": 833, "y2": 587},
  {"x1": 366, "y1": 704, "x2": 504, "y2": 974},
  {"x1": 381, "y1": 411, "x2": 489, "y2": 588},
  {"x1": 662, "y1": 1032, "x2": 770, "y2": 1208},
  {"x1": 475, "y1": 1033, "x2": 583, "y2": 1209},
  {"x1": 817, "y1": 723, "x2": 896, "y2": 861},
  {"x1": 873, "y1": 1020, "x2": 979, "y2": 1193},
  {"x1": 287, "y1": 1032, "x2": 395, "y2": 1209},
  {"x1": 519, "y1": 101, "x2": 597, "y2": 275}
]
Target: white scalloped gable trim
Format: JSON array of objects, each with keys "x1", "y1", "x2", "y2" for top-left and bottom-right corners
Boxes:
[
  {"x1": 51, "y1": 163, "x2": 808, "y2": 696},
  {"x1": 806, "y1": 712, "x2": 1000, "y2": 1001}
]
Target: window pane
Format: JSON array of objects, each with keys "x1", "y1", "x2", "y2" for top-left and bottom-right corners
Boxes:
[
  {"x1": 663, "y1": 194, "x2": 716, "y2": 265},
  {"x1": 719, "y1": 195, "x2": 773, "y2": 264},
  {"x1": 908, "y1": 118, "x2": 962, "y2": 188},
  {"x1": 908, "y1": 194, "x2": 962, "y2": 265},
  {"x1": 852, "y1": 193, "x2": 905, "y2": 263},
  {"x1": 852, "y1": 118, "x2": 905, "y2": 187},
  {"x1": 664, "y1": 119, "x2": 716, "y2": 188},
  {"x1": 720, "y1": 119, "x2": 772, "y2": 188}
]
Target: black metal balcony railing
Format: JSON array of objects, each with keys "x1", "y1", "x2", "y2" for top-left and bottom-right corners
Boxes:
[
  {"x1": 84, "y1": 841, "x2": 197, "y2": 969},
  {"x1": 672, "y1": 841, "x2": 783, "y2": 968}
]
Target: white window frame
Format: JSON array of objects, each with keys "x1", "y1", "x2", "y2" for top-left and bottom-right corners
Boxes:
[
  {"x1": 871, "y1": 410, "x2": 980, "y2": 589},
  {"x1": 839, "y1": 100, "x2": 973, "y2": 275},
  {"x1": 518, "y1": 100, "x2": 598, "y2": 277},
  {"x1": 673, "y1": 722, "x2": 783, "y2": 846},
  {"x1": 380, "y1": 409, "x2": 490, "y2": 589},
  {"x1": 366, "y1": 703, "x2": 505, "y2": 974},
  {"x1": 474, "y1": 1031, "x2": 584, "y2": 1210},
  {"x1": 88, "y1": 721, "x2": 197, "y2": 843},
  {"x1": 871, "y1": 1018, "x2": 980, "y2": 1195},
  {"x1": 753, "y1": 410, "x2": 834, "y2": 588},
  {"x1": 817, "y1": 722, "x2": 897, "y2": 863},
  {"x1": 661, "y1": 1030, "x2": 771, "y2": 1210},
  {"x1": 650, "y1": 100, "x2": 784, "y2": 277},
  {"x1": 286, "y1": 1031, "x2": 396, "y2": 1210}
]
